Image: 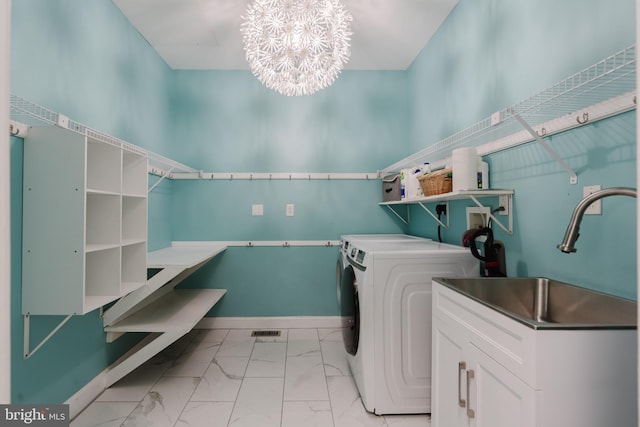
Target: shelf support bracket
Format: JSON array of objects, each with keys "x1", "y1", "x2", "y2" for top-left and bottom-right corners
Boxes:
[
  {"x1": 384, "y1": 204, "x2": 409, "y2": 225},
  {"x1": 512, "y1": 112, "x2": 578, "y2": 184},
  {"x1": 468, "y1": 195, "x2": 513, "y2": 235},
  {"x1": 23, "y1": 314, "x2": 73, "y2": 359},
  {"x1": 148, "y1": 165, "x2": 177, "y2": 193},
  {"x1": 417, "y1": 201, "x2": 449, "y2": 229}
]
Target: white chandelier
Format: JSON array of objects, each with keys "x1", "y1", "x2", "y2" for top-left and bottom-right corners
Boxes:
[{"x1": 240, "y1": 0, "x2": 353, "y2": 96}]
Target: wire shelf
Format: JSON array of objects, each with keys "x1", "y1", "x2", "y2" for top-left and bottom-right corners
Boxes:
[
  {"x1": 384, "y1": 45, "x2": 637, "y2": 173},
  {"x1": 10, "y1": 94, "x2": 197, "y2": 175}
]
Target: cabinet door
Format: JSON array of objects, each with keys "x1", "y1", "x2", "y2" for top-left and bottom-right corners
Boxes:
[
  {"x1": 468, "y1": 343, "x2": 538, "y2": 427},
  {"x1": 432, "y1": 316, "x2": 468, "y2": 427}
]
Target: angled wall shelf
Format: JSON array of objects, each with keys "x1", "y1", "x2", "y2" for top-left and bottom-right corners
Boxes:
[
  {"x1": 380, "y1": 190, "x2": 514, "y2": 235},
  {"x1": 383, "y1": 45, "x2": 637, "y2": 182}
]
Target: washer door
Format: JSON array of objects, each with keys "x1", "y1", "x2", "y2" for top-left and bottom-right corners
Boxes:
[{"x1": 340, "y1": 265, "x2": 359, "y2": 355}]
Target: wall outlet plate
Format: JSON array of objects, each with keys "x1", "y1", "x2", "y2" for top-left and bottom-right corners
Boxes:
[
  {"x1": 498, "y1": 195, "x2": 510, "y2": 216},
  {"x1": 583, "y1": 185, "x2": 601, "y2": 215},
  {"x1": 466, "y1": 207, "x2": 490, "y2": 230},
  {"x1": 252, "y1": 204, "x2": 264, "y2": 216},
  {"x1": 286, "y1": 204, "x2": 294, "y2": 217}
]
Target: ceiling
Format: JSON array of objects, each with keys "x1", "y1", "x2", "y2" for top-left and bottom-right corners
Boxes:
[{"x1": 112, "y1": 0, "x2": 458, "y2": 71}]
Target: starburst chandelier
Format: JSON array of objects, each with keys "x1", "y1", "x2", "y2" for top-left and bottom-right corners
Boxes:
[{"x1": 240, "y1": 0, "x2": 353, "y2": 96}]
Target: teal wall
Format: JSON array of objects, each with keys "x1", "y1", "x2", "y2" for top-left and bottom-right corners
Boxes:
[
  {"x1": 9, "y1": 0, "x2": 175, "y2": 403},
  {"x1": 405, "y1": 0, "x2": 637, "y2": 299},
  {"x1": 8, "y1": 0, "x2": 637, "y2": 406},
  {"x1": 168, "y1": 70, "x2": 410, "y2": 316}
]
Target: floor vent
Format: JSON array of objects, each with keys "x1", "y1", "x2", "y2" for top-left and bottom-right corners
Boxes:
[{"x1": 251, "y1": 330, "x2": 281, "y2": 337}]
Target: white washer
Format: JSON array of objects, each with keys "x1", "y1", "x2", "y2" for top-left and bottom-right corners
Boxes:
[
  {"x1": 336, "y1": 234, "x2": 428, "y2": 314},
  {"x1": 340, "y1": 239, "x2": 479, "y2": 415}
]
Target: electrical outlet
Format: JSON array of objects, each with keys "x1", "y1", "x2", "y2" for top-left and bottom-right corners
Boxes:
[
  {"x1": 286, "y1": 204, "x2": 294, "y2": 217},
  {"x1": 583, "y1": 185, "x2": 601, "y2": 215},
  {"x1": 499, "y1": 195, "x2": 509, "y2": 216},
  {"x1": 252, "y1": 204, "x2": 264, "y2": 216}
]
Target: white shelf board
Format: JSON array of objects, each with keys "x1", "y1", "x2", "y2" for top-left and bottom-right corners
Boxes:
[
  {"x1": 380, "y1": 189, "x2": 514, "y2": 206},
  {"x1": 85, "y1": 243, "x2": 120, "y2": 253},
  {"x1": 104, "y1": 289, "x2": 226, "y2": 333},
  {"x1": 147, "y1": 244, "x2": 227, "y2": 269}
]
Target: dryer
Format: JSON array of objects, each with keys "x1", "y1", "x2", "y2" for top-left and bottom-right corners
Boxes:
[{"x1": 341, "y1": 239, "x2": 478, "y2": 415}]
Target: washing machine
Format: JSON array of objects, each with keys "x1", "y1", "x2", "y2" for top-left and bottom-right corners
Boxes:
[
  {"x1": 340, "y1": 239, "x2": 479, "y2": 415},
  {"x1": 336, "y1": 234, "x2": 429, "y2": 352}
]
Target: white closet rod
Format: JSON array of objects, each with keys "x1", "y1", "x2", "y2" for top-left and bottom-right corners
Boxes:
[
  {"x1": 172, "y1": 240, "x2": 341, "y2": 248},
  {"x1": 412, "y1": 91, "x2": 636, "y2": 174},
  {"x1": 168, "y1": 172, "x2": 382, "y2": 181}
]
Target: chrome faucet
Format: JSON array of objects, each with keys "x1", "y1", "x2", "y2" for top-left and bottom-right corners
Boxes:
[{"x1": 557, "y1": 187, "x2": 637, "y2": 253}]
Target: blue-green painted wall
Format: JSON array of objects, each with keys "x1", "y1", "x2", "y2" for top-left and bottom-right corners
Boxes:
[
  {"x1": 8, "y1": 0, "x2": 637, "y2": 406},
  {"x1": 405, "y1": 0, "x2": 637, "y2": 300},
  {"x1": 9, "y1": 0, "x2": 175, "y2": 403},
  {"x1": 168, "y1": 70, "x2": 410, "y2": 316}
]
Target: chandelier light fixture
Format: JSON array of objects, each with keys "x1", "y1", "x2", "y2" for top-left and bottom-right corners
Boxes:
[{"x1": 240, "y1": 0, "x2": 353, "y2": 96}]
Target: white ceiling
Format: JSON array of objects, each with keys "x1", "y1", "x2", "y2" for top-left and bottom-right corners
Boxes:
[{"x1": 112, "y1": 0, "x2": 459, "y2": 70}]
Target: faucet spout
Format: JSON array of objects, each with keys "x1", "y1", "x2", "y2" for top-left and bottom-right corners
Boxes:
[{"x1": 557, "y1": 187, "x2": 636, "y2": 253}]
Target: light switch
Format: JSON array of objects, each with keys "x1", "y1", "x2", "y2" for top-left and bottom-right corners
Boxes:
[
  {"x1": 252, "y1": 204, "x2": 264, "y2": 216},
  {"x1": 286, "y1": 204, "x2": 294, "y2": 217}
]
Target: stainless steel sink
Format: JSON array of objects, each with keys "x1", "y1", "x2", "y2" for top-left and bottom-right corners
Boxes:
[{"x1": 433, "y1": 277, "x2": 637, "y2": 330}]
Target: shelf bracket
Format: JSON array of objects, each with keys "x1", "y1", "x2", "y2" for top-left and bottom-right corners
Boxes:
[
  {"x1": 23, "y1": 314, "x2": 73, "y2": 359},
  {"x1": 417, "y1": 201, "x2": 449, "y2": 229},
  {"x1": 512, "y1": 112, "x2": 578, "y2": 184},
  {"x1": 148, "y1": 165, "x2": 177, "y2": 193},
  {"x1": 384, "y1": 204, "x2": 409, "y2": 225},
  {"x1": 468, "y1": 195, "x2": 513, "y2": 235}
]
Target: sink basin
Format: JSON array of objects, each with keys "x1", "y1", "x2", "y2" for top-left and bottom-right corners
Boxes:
[{"x1": 433, "y1": 277, "x2": 637, "y2": 330}]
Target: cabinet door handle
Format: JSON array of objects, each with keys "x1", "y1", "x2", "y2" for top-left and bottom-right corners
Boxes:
[
  {"x1": 458, "y1": 361, "x2": 466, "y2": 408},
  {"x1": 466, "y1": 369, "x2": 475, "y2": 419}
]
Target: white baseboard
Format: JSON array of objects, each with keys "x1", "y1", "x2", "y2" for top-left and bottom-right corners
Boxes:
[
  {"x1": 196, "y1": 316, "x2": 341, "y2": 330},
  {"x1": 65, "y1": 369, "x2": 108, "y2": 420}
]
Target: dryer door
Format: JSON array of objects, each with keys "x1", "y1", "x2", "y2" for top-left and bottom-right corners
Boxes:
[{"x1": 340, "y1": 265, "x2": 359, "y2": 355}]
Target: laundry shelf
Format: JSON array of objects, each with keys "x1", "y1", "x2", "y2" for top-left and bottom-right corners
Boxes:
[
  {"x1": 147, "y1": 244, "x2": 227, "y2": 268},
  {"x1": 380, "y1": 190, "x2": 514, "y2": 235},
  {"x1": 102, "y1": 243, "x2": 227, "y2": 388},
  {"x1": 379, "y1": 189, "x2": 513, "y2": 206},
  {"x1": 104, "y1": 289, "x2": 226, "y2": 334}
]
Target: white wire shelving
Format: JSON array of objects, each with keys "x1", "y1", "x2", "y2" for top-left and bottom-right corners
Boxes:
[
  {"x1": 383, "y1": 45, "x2": 637, "y2": 180},
  {"x1": 9, "y1": 94, "x2": 198, "y2": 179}
]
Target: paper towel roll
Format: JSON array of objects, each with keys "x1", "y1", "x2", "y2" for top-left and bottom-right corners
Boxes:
[{"x1": 452, "y1": 147, "x2": 477, "y2": 191}]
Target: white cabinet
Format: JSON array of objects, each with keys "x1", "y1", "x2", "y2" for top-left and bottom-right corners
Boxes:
[
  {"x1": 432, "y1": 281, "x2": 637, "y2": 427},
  {"x1": 22, "y1": 125, "x2": 148, "y2": 315}
]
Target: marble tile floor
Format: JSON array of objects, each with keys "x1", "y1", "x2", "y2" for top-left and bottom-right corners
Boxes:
[{"x1": 71, "y1": 328, "x2": 431, "y2": 427}]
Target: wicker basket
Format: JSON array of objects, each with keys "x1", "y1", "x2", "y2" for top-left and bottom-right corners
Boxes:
[{"x1": 418, "y1": 169, "x2": 453, "y2": 196}]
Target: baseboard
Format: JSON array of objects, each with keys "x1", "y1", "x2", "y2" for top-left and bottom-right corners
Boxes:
[
  {"x1": 65, "y1": 368, "x2": 108, "y2": 420},
  {"x1": 196, "y1": 316, "x2": 341, "y2": 330}
]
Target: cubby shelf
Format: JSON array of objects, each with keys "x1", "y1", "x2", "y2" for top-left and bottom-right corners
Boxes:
[{"x1": 21, "y1": 125, "x2": 148, "y2": 316}]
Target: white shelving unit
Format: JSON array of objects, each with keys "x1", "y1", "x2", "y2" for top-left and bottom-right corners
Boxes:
[
  {"x1": 379, "y1": 46, "x2": 636, "y2": 232},
  {"x1": 380, "y1": 190, "x2": 514, "y2": 234},
  {"x1": 22, "y1": 125, "x2": 148, "y2": 316},
  {"x1": 103, "y1": 243, "x2": 227, "y2": 388},
  {"x1": 383, "y1": 45, "x2": 636, "y2": 178}
]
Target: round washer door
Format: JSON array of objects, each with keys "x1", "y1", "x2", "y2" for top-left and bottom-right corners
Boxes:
[{"x1": 340, "y1": 264, "x2": 359, "y2": 355}]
